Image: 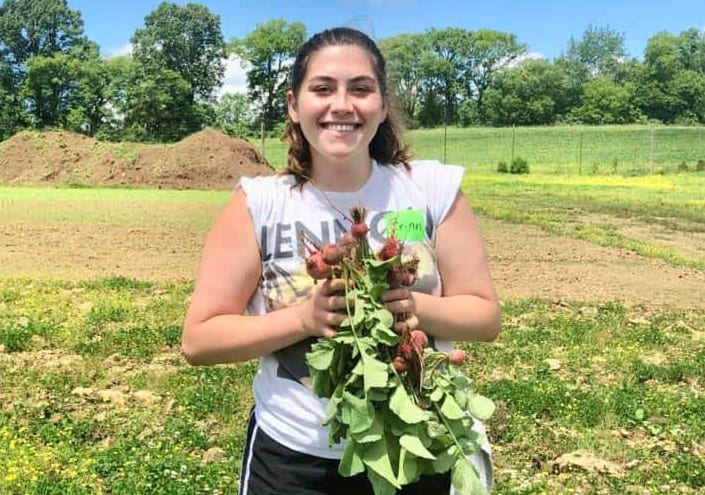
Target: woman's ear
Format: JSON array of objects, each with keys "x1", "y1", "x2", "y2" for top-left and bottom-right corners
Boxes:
[{"x1": 286, "y1": 90, "x2": 299, "y2": 123}]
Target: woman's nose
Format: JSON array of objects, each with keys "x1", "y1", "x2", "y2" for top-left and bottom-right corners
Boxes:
[{"x1": 331, "y1": 89, "x2": 353, "y2": 114}]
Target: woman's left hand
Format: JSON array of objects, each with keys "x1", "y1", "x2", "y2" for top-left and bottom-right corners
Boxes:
[{"x1": 380, "y1": 287, "x2": 418, "y2": 333}]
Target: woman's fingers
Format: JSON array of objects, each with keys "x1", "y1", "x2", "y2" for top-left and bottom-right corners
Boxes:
[
  {"x1": 380, "y1": 288, "x2": 418, "y2": 333},
  {"x1": 379, "y1": 287, "x2": 409, "y2": 303},
  {"x1": 321, "y1": 277, "x2": 348, "y2": 296},
  {"x1": 392, "y1": 314, "x2": 419, "y2": 334}
]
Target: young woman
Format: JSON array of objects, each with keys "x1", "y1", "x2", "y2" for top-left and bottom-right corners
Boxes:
[{"x1": 182, "y1": 27, "x2": 501, "y2": 495}]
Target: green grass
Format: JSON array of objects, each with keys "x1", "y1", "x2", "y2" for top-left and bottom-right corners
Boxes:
[
  {"x1": 1, "y1": 125, "x2": 704, "y2": 493},
  {"x1": 0, "y1": 186, "x2": 224, "y2": 228},
  {"x1": 0, "y1": 278, "x2": 703, "y2": 494},
  {"x1": 253, "y1": 125, "x2": 705, "y2": 175},
  {"x1": 463, "y1": 173, "x2": 705, "y2": 269}
]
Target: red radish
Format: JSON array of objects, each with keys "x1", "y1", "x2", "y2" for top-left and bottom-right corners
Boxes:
[
  {"x1": 447, "y1": 349, "x2": 467, "y2": 365},
  {"x1": 397, "y1": 342, "x2": 413, "y2": 359},
  {"x1": 306, "y1": 251, "x2": 332, "y2": 280},
  {"x1": 351, "y1": 222, "x2": 369, "y2": 239},
  {"x1": 321, "y1": 243, "x2": 344, "y2": 264},
  {"x1": 378, "y1": 237, "x2": 400, "y2": 261},
  {"x1": 393, "y1": 356, "x2": 408, "y2": 373},
  {"x1": 410, "y1": 330, "x2": 428, "y2": 351},
  {"x1": 349, "y1": 206, "x2": 369, "y2": 239}
]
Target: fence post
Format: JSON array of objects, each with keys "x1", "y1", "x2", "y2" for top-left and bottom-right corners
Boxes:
[
  {"x1": 511, "y1": 125, "x2": 516, "y2": 163},
  {"x1": 443, "y1": 124, "x2": 448, "y2": 164},
  {"x1": 260, "y1": 121, "x2": 265, "y2": 160},
  {"x1": 578, "y1": 128, "x2": 583, "y2": 175}
]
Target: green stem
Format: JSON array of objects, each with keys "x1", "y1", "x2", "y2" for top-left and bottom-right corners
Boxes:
[
  {"x1": 433, "y1": 402, "x2": 466, "y2": 459},
  {"x1": 423, "y1": 355, "x2": 449, "y2": 387},
  {"x1": 342, "y1": 262, "x2": 361, "y2": 346}
]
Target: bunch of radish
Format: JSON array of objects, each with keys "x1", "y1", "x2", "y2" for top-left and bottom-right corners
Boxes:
[{"x1": 304, "y1": 206, "x2": 493, "y2": 495}]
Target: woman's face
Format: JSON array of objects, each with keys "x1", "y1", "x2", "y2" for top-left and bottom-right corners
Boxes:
[{"x1": 287, "y1": 44, "x2": 388, "y2": 168}]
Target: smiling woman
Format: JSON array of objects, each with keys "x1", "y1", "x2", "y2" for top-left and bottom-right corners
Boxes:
[
  {"x1": 285, "y1": 44, "x2": 389, "y2": 188},
  {"x1": 181, "y1": 27, "x2": 501, "y2": 495}
]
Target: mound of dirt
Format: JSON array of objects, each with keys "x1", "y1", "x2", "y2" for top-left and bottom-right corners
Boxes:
[{"x1": 0, "y1": 128, "x2": 275, "y2": 189}]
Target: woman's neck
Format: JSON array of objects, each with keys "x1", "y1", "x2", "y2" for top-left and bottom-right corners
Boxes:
[{"x1": 309, "y1": 156, "x2": 374, "y2": 192}]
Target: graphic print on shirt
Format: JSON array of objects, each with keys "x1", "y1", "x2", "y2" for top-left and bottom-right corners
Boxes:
[{"x1": 260, "y1": 209, "x2": 440, "y2": 385}]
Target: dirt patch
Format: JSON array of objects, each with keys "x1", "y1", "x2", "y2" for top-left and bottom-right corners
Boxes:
[
  {"x1": 581, "y1": 213, "x2": 705, "y2": 263},
  {"x1": 1, "y1": 218, "x2": 703, "y2": 310},
  {"x1": 0, "y1": 128, "x2": 275, "y2": 189},
  {"x1": 0, "y1": 130, "x2": 703, "y2": 309},
  {"x1": 482, "y1": 220, "x2": 704, "y2": 309}
]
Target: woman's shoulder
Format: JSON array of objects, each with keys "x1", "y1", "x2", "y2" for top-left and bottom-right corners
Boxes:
[{"x1": 378, "y1": 159, "x2": 464, "y2": 187}]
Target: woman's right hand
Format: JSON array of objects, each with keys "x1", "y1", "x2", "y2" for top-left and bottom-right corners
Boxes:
[{"x1": 296, "y1": 278, "x2": 351, "y2": 339}]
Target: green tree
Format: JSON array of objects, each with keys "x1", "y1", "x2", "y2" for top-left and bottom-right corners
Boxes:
[
  {"x1": 122, "y1": 65, "x2": 197, "y2": 142},
  {"x1": 461, "y1": 29, "x2": 527, "y2": 119},
  {"x1": 556, "y1": 24, "x2": 630, "y2": 115},
  {"x1": 0, "y1": 0, "x2": 87, "y2": 67},
  {"x1": 0, "y1": 57, "x2": 24, "y2": 139},
  {"x1": 639, "y1": 29, "x2": 705, "y2": 123},
  {"x1": 379, "y1": 33, "x2": 429, "y2": 126},
  {"x1": 131, "y1": 1, "x2": 226, "y2": 103},
  {"x1": 568, "y1": 77, "x2": 644, "y2": 124},
  {"x1": 232, "y1": 19, "x2": 306, "y2": 132},
  {"x1": 482, "y1": 59, "x2": 568, "y2": 126},
  {"x1": 18, "y1": 40, "x2": 108, "y2": 133},
  {"x1": 67, "y1": 54, "x2": 111, "y2": 135},
  {"x1": 20, "y1": 53, "x2": 80, "y2": 128},
  {"x1": 424, "y1": 27, "x2": 469, "y2": 125},
  {"x1": 98, "y1": 55, "x2": 139, "y2": 140},
  {"x1": 564, "y1": 24, "x2": 628, "y2": 79},
  {"x1": 213, "y1": 92, "x2": 254, "y2": 137}
]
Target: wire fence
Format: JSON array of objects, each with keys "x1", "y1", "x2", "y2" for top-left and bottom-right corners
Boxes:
[
  {"x1": 408, "y1": 125, "x2": 705, "y2": 175},
  {"x1": 3, "y1": 124, "x2": 705, "y2": 176}
]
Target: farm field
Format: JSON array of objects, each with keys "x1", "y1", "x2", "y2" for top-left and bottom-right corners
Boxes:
[
  {"x1": 1, "y1": 165, "x2": 704, "y2": 492},
  {"x1": 254, "y1": 124, "x2": 705, "y2": 175}
]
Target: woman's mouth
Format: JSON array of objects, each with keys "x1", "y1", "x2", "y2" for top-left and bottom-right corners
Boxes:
[{"x1": 321, "y1": 123, "x2": 359, "y2": 132}]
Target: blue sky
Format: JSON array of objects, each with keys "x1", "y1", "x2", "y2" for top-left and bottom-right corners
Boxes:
[{"x1": 69, "y1": 0, "x2": 704, "y2": 95}]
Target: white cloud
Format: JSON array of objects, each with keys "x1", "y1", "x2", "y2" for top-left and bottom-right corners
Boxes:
[
  {"x1": 101, "y1": 47, "x2": 249, "y2": 98},
  {"x1": 504, "y1": 51, "x2": 545, "y2": 68},
  {"x1": 217, "y1": 54, "x2": 249, "y2": 98},
  {"x1": 103, "y1": 43, "x2": 133, "y2": 59}
]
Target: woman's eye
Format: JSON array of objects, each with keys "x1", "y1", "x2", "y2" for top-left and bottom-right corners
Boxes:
[
  {"x1": 312, "y1": 85, "x2": 331, "y2": 93},
  {"x1": 352, "y1": 86, "x2": 373, "y2": 94}
]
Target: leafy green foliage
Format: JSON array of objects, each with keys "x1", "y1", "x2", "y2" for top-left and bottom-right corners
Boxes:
[
  {"x1": 0, "y1": 0, "x2": 88, "y2": 65},
  {"x1": 305, "y1": 218, "x2": 492, "y2": 494},
  {"x1": 131, "y1": 2, "x2": 225, "y2": 103},
  {"x1": 230, "y1": 19, "x2": 306, "y2": 132},
  {"x1": 0, "y1": 274, "x2": 703, "y2": 493}
]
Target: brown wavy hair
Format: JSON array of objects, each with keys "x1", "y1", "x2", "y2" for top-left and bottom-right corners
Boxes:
[{"x1": 281, "y1": 27, "x2": 411, "y2": 186}]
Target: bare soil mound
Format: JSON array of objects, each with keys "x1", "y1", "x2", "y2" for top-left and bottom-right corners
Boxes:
[{"x1": 0, "y1": 128, "x2": 275, "y2": 189}]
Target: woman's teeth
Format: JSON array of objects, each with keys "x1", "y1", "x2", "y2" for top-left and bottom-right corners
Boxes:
[{"x1": 327, "y1": 124, "x2": 355, "y2": 132}]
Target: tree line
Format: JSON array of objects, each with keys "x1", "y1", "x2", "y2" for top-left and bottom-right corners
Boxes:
[{"x1": 2, "y1": 0, "x2": 705, "y2": 143}]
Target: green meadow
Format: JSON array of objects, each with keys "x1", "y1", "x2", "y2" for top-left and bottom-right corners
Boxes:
[
  {"x1": 256, "y1": 124, "x2": 705, "y2": 175},
  {"x1": 1, "y1": 125, "x2": 704, "y2": 494}
]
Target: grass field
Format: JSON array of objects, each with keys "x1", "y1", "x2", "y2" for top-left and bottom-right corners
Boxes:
[
  {"x1": 1, "y1": 130, "x2": 705, "y2": 494},
  {"x1": 1, "y1": 279, "x2": 703, "y2": 494},
  {"x1": 254, "y1": 125, "x2": 705, "y2": 175}
]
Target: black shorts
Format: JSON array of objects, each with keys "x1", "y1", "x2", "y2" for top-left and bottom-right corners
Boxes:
[{"x1": 238, "y1": 410, "x2": 451, "y2": 495}]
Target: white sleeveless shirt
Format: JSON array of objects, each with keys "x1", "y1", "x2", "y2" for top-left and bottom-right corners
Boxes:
[{"x1": 239, "y1": 160, "x2": 474, "y2": 459}]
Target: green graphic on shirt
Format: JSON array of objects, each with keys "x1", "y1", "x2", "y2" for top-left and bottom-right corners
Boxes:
[{"x1": 385, "y1": 209, "x2": 425, "y2": 241}]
